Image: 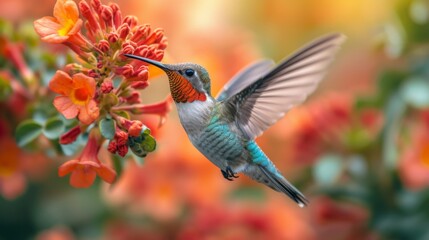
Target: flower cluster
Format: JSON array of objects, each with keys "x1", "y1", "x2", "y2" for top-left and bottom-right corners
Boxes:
[
  {"x1": 33, "y1": 0, "x2": 172, "y2": 188},
  {"x1": 279, "y1": 95, "x2": 383, "y2": 165}
]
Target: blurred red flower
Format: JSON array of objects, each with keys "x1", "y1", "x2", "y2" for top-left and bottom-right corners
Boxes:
[
  {"x1": 273, "y1": 94, "x2": 382, "y2": 165},
  {"x1": 399, "y1": 112, "x2": 429, "y2": 190},
  {"x1": 0, "y1": 119, "x2": 53, "y2": 199},
  {"x1": 310, "y1": 197, "x2": 377, "y2": 240},
  {"x1": 177, "y1": 200, "x2": 314, "y2": 240},
  {"x1": 35, "y1": 226, "x2": 75, "y2": 240}
]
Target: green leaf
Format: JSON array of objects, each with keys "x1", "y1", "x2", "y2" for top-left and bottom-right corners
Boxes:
[
  {"x1": 313, "y1": 154, "x2": 343, "y2": 186},
  {"x1": 142, "y1": 126, "x2": 151, "y2": 135},
  {"x1": 228, "y1": 187, "x2": 266, "y2": 202},
  {"x1": 382, "y1": 94, "x2": 406, "y2": 169},
  {"x1": 60, "y1": 137, "x2": 82, "y2": 156},
  {"x1": 0, "y1": 76, "x2": 12, "y2": 101},
  {"x1": 99, "y1": 117, "x2": 116, "y2": 139},
  {"x1": 115, "y1": 111, "x2": 130, "y2": 120},
  {"x1": 17, "y1": 22, "x2": 39, "y2": 47},
  {"x1": 377, "y1": 70, "x2": 407, "y2": 104},
  {"x1": 0, "y1": 19, "x2": 13, "y2": 38},
  {"x1": 141, "y1": 134, "x2": 156, "y2": 152},
  {"x1": 354, "y1": 96, "x2": 381, "y2": 110},
  {"x1": 43, "y1": 117, "x2": 65, "y2": 139},
  {"x1": 400, "y1": 77, "x2": 429, "y2": 108},
  {"x1": 112, "y1": 155, "x2": 123, "y2": 180},
  {"x1": 344, "y1": 127, "x2": 372, "y2": 151},
  {"x1": 32, "y1": 111, "x2": 49, "y2": 125},
  {"x1": 15, "y1": 120, "x2": 43, "y2": 147},
  {"x1": 396, "y1": 0, "x2": 429, "y2": 44},
  {"x1": 101, "y1": 93, "x2": 119, "y2": 109}
]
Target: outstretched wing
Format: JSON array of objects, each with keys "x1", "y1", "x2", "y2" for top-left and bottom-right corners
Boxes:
[
  {"x1": 216, "y1": 60, "x2": 274, "y2": 101},
  {"x1": 222, "y1": 33, "x2": 346, "y2": 139}
]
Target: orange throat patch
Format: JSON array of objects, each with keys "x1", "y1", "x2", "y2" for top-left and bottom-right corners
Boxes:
[{"x1": 166, "y1": 72, "x2": 207, "y2": 103}]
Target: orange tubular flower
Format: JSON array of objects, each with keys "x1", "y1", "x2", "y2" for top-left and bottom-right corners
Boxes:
[
  {"x1": 49, "y1": 70, "x2": 99, "y2": 125},
  {"x1": 112, "y1": 95, "x2": 173, "y2": 126},
  {"x1": 58, "y1": 130, "x2": 116, "y2": 188},
  {"x1": 33, "y1": 0, "x2": 83, "y2": 44}
]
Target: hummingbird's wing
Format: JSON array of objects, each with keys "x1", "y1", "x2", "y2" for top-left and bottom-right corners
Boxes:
[
  {"x1": 216, "y1": 60, "x2": 275, "y2": 101},
  {"x1": 222, "y1": 33, "x2": 346, "y2": 139}
]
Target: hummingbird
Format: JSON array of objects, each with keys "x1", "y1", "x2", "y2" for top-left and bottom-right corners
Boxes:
[{"x1": 125, "y1": 33, "x2": 345, "y2": 207}]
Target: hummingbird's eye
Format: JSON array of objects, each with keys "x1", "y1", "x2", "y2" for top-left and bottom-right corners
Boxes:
[{"x1": 184, "y1": 69, "x2": 195, "y2": 77}]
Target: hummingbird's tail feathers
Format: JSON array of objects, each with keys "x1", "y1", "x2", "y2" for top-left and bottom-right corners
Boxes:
[{"x1": 258, "y1": 166, "x2": 309, "y2": 207}]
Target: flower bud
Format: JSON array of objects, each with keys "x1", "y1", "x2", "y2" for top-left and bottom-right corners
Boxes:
[
  {"x1": 130, "y1": 81, "x2": 149, "y2": 90},
  {"x1": 101, "y1": 80, "x2": 114, "y2": 93},
  {"x1": 154, "y1": 50, "x2": 165, "y2": 61},
  {"x1": 128, "y1": 121, "x2": 143, "y2": 137},
  {"x1": 123, "y1": 15, "x2": 138, "y2": 29},
  {"x1": 131, "y1": 25, "x2": 150, "y2": 43},
  {"x1": 117, "y1": 144, "x2": 128, "y2": 157},
  {"x1": 97, "y1": 40, "x2": 110, "y2": 53},
  {"x1": 101, "y1": 5, "x2": 113, "y2": 28},
  {"x1": 63, "y1": 63, "x2": 84, "y2": 75},
  {"x1": 107, "y1": 140, "x2": 117, "y2": 154},
  {"x1": 115, "y1": 64, "x2": 134, "y2": 78},
  {"x1": 97, "y1": 61, "x2": 104, "y2": 69},
  {"x1": 158, "y1": 37, "x2": 168, "y2": 50},
  {"x1": 59, "y1": 125, "x2": 82, "y2": 144},
  {"x1": 91, "y1": 0, "x2": 102, "y2": 13},
  {"x1": 79, "y1": 0, "x2": 100, "y2": 33},
  {"x1": 125, "y1": 91, "x2": 141, "y2": 104},
  {"x1": 115, "y1": 130, "x2": 128, "y2": 146},
  {"x1": 109, "y1": 3, "x2": 122, "y2": 28},
  {"x1": 120, "y1": 44, "x2": 135, "y2": 55},
  {"x1": 134, "y1": 45, "x2": 148, "y2": 57},
  {"x1": 88, "y1": 69, "x2": 100, "y2": 78},
  {"x1": 138, "y1": 28, "x2": 163, "y2": 46},
  {"x1": 118, "y1": 24, "x2": 130, "y2": 40},
  {"x1": 107, "y1": 33, "x2": 119, "y2": 43}
]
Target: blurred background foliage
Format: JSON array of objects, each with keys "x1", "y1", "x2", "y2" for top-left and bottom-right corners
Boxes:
[{"x1": 2, "y1": 0, "x2": 429, "y2": 239}]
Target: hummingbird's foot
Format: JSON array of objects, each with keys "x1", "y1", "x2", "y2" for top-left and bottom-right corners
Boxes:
[{"x1": 221, "y1": 166, "x2": 239, "y2": 181}]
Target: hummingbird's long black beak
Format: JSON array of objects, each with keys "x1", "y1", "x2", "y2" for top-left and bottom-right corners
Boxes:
[{"x1": 124, "y1": 54, "x2": 170, "y2": 71}]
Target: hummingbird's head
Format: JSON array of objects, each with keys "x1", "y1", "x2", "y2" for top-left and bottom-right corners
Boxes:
[{"x1": 124, "y1": 54, "x2": 211, "y2": 103}]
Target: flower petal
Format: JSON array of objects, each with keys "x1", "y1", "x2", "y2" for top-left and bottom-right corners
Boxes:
[
  {"x1": 41, "y1": 34, "x2": 70, "y2": 44},
  {"x1": 79, "y1": 160, "x2": 100, "y2": 168},
  {"x1": 73, "y1": 73, "x2": 96, "y2": 97},
  {"x1": 34, "y1": 17, "x2": 71, "y2": 44},
  {"x1": 68, "y1": 19, "x2": 83, "y2": 35},
  {"x1": 58, "y1": 159, "x2": 79, "y2": 177},
  {"x1": 77, "y1": 100, "x2": 99, "y2": 124},
  {"x1": 95, "y1": 164, "x2": 116, "y2": 184},
  {"x1": 49, "y1": 70, "x2": 73, "y2": 95},
  {"x1": 63, "y1": 0, "x2": 80, "y2": 21},
  {"x1": 54, "y1": 0, "x2": 79, "y2": 26},
  {"x1": 33, "y1": 16, "x2": 61, "y2": 38},
  {"x1": 53, "y1": 96, "x2": 79, "y2": 119},
  {"x1": 69, "y1": 166, "x2": 97, "y2": 188}
]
